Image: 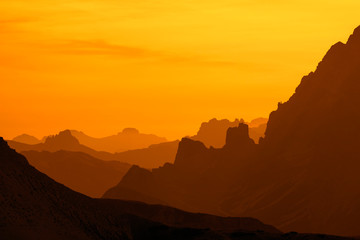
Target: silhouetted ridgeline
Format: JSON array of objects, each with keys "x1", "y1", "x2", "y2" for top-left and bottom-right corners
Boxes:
[
  {"x1": 102, "y1": 26, "x2": 360, "y2": 236},
  {"x1": 70, "y1": 128, "x2": 167, "y2": 153},
  {"x1": 3, "y1": 137, "x2": 343, "y2": 240},
  {"x1": 7, "y1": 130, "x2": 178, "y2": 169}
]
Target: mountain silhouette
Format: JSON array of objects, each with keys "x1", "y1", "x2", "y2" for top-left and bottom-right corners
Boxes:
[
  {"x1": 8, "y1": 130, "x2": 176, "y2": 169},
  {"x1": 7, "y1": 130, "x2": 116, "y2": 160},
  {"x1": 102, "y1": 26, "x2": 360, "y2": 236},
  {"x1": 103, "y1": 123, "x2": 258, "y2": 214},
  {"x1": 8, "y1": 119, "x2": 266, "y2": 170},
  {"x1": 70, "y1": 128, "x2": 167, "y2": 153},
  {"x1": 248, "y1": 118, "x2": 268, "y2": 128},
  {"x1": 12, "y1": 134, "x2": 41, "y2": 145},
  {"x1": 1, "y1": 137, "x2": 317, "y2": 240},
  {"x1": 21, "y1": 150, "x2": 131, "y2": 198},
  {"x1": 192, "y1": 118, "x2": 267, "y2": 147}
]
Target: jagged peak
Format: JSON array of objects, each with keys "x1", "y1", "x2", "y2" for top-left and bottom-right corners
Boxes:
[
  {"x1": 346, "y1": 25, "x2": 360, "y2": 45},
  {"x1": 45, "y1": 130, "x2": 80, "y2": 145}
]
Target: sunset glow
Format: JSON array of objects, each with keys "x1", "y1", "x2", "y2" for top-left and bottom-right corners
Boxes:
[{"x1": 1, "y1": 0, "x2": 359, "y2": 139}]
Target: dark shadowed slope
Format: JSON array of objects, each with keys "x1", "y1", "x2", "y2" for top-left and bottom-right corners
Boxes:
[
  {"x1": 12, "y1": 134, "x2": 41, "y2": 145},
  {"x1": 102, "y1": 26, "x2": 360, "y2": 236},
  {"x1": 238, "y1": 25, "x2": 360, "y2": 235},
  {"x1": 0, "y1": 137, "x2": 307, "y2": 240},
  {"x1": 21, "y1": 150, "x2": 131, "y2": 198},
  {"x1": 70, "y1": 128, "x2": 167, "y2": 153}
]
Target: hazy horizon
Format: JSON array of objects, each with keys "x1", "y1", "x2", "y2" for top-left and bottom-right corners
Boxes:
[{"x1": 1, "y1": 0, "x2": 359, "y2": 140}]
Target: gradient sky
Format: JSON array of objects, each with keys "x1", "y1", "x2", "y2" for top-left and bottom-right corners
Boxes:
[{"x1": 1, "y1": 0, "x2": 359, "y2": 140}]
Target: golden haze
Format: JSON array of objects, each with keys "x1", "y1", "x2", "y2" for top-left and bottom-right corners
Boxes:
[{"x1": 1, "y1": 0, "x2": 359, "y2": 139}]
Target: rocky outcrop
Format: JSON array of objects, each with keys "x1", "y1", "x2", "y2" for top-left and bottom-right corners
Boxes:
[{"x1": 224, "y1": 123, "x2": 255, "y2": 149}]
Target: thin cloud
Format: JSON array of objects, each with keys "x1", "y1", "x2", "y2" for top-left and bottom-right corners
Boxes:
[
  {"x1": 49, "y1": 39, "x2": 238, "y2": 66},
  {"x1": 54, "y1": 40, "x2": 158, "y2": 58},
  {"x1": 0, "y1": 17, "x2": 38, "y2": 25}
]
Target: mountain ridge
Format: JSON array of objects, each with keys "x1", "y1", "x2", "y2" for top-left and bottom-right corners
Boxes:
[{"x1": 102, "y1": 26, "x2": 360, "y2": 236}]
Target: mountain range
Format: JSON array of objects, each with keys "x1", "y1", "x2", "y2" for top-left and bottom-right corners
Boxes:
[
  {"x1": 2, "y1": 137, "x2": 347, "y2": 240},
  {"x1": 69, "y1": 128, "x2": 167, "y2": 153},
  {"x1": 102, "y1": 26, "x2": 360, "y2": 236}
]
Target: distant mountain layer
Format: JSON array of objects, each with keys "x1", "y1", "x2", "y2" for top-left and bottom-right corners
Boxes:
[
  {"x1": 70, "y1": 128, "x2": 167, "y2": 153},
  {"x1": 22, "y1": 150, "x2": 131, "y2": 198},
  {"x1": 8, "y1": 118, "x2": 266, "y2": 170},
  {"x1": 102, "y1": 26, "x2": 360, "y2": 236},
  {"x1": 12, "y1": 134, "x2": 41, "y2": 145},
  {"x1": 0, "y1": 137, "x2": 306, "y2": 240},
  {"x1": 192, "y1": 118, "x2": 267, "y2": 147},
  {"x1": 7, "y1": 130, "x2": 177, "y2": 169}
]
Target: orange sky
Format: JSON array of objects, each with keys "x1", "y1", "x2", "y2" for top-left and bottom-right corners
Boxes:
[{"x1": 1, "y1": 0, "x2": 359, "y2": 140}]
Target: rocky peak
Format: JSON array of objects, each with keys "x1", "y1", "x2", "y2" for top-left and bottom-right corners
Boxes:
[
  {"x1": 174, "y1": 138, "x2": 208, "y2": 167},
  {"x1": 44, "y1": 130, "x2": 80, "y2": 146},
  {"x1": 224, "y1": 123, "x2": 255, "y2": 149}
]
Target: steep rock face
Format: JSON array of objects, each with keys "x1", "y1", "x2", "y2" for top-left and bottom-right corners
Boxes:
[
  {"x1": 263, "y1": 26, "x2": 360, "y2": 155},
  {"x1": 239, "y1": 26, "x2": 360, "y2": 236},
  {"x1": 224, "y1": 123, "x2": 255, "y2": 149},
  {"x1": 225, "y1": 26, "x2": 360, "y2": 236}
]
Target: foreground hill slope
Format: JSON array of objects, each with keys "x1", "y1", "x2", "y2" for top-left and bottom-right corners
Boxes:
[
  {"x1": 0, "y1": 137, "x2": 292, "y2": 240},
  {"x1": 102, "y1": 26, "x2": 360, "y2": 236}
]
